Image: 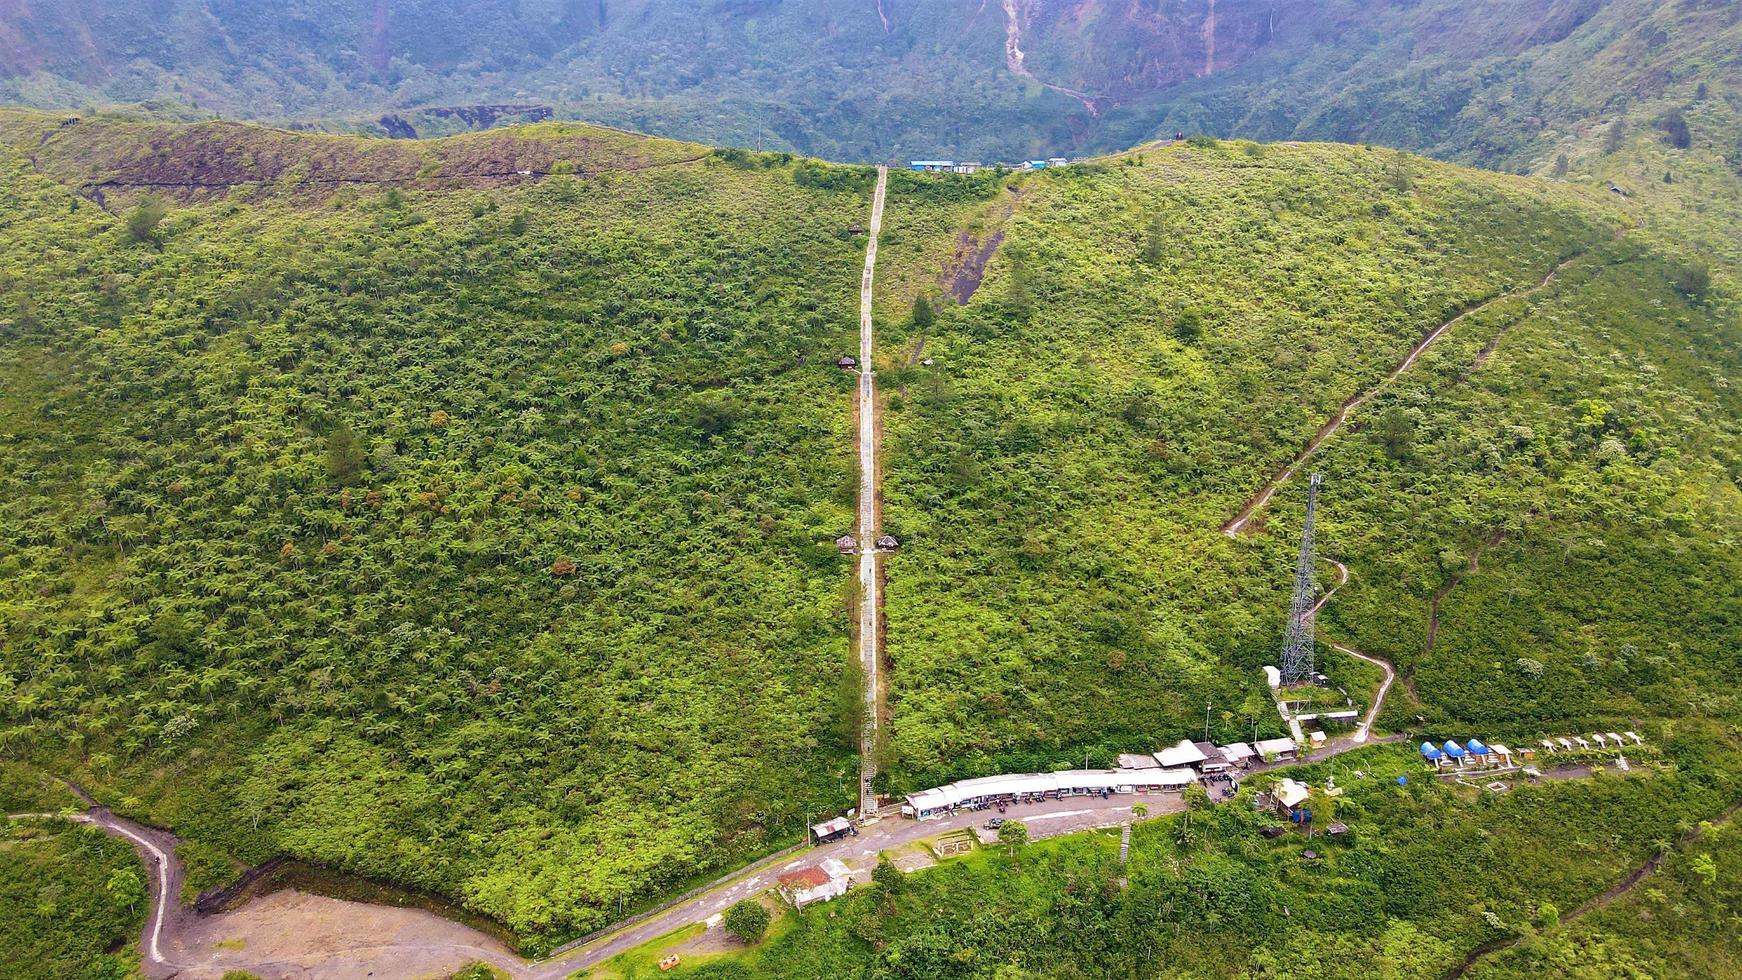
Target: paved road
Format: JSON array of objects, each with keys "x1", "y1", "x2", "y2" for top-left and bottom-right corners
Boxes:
[
  {"x1": 856, "y1": 165, "x2": 888, "y2": 817},
  {"x1": 1222, "y1": 253, "x2": 1585, "y2": 536},
  {"x1": 58, "y1": 728, "x2": 1403, "y2": 978}
]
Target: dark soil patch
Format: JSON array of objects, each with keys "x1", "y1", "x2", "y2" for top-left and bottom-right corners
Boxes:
[{"x1": 946, "y1": 228, "x2": 1005, "y2": 303}]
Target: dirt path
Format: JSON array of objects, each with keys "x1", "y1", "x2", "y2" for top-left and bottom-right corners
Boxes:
[
  {"x1": 1222, "y1": 253, "x2": 1584, "y2": 536},
  {"x1": 1445, "y1": 799, "x2": 1742, "y2": 979},
  {"x1": 1426, "y1": 532, "x2": 1504, "y2": 653},
  {"x1": 857, "y1": 166, "x2": 889, "y2": 818},
  {"x1": 1000, "y1": 0, "x2": 1102, "y2": 115},
  {"x1": 1305, "y1": 559, "x2": 1399, "y2": 744}
]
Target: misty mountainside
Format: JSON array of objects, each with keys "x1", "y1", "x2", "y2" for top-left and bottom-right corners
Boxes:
[{"x1": 2, "y1": 0, "x2": 1738, "y2": 167}]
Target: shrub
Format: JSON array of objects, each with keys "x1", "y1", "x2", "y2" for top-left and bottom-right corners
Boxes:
[
  {"x1": 123, "y1": 195, "x2": 168, "y2": 243},
  {"x1": 1674, "y1": 262, "x2": 1711, "y2": 301},
  {"x1": 724, "y1": 899, "x2": 771, "y2": 943}
]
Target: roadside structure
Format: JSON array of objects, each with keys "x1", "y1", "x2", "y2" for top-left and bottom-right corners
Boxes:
[
  {"x1": 903, "y1": 768, "x2": 1196, "y2": 820},
  {"x1": 777, "y1": 858, "x2": 852, "y2": 907}
]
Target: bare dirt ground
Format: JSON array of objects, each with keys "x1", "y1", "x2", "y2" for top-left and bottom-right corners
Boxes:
[{"x1": 169, "y1": 889, "x2": 520, "y2": 980}]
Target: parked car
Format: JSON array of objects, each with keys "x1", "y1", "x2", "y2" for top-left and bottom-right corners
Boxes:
[{"x1": 985, "y1": 817, "x2": 1006, "y2": 830}]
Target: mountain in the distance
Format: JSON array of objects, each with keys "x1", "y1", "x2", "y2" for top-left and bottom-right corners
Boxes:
[{"x1": 3, "y1": 0, "x2": 1737, "y2": 167}]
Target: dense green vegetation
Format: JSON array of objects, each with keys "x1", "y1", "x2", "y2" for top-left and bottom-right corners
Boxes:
[
  {"x1": 3, "y1": 68, "x2": 1739, "y2": 971},
  {"x1": 0, "y1": 111, "x2": 880, "y2": 947},
  {"x1": 871, "y1": 137, "x2": 1740, "y2": 791},
  {"x1": 0, "y1": 818, "x2": 144, "y2": 979},
  {"x1": 1471, "y1": 797, "x2": 1742, "y2": 978},
  {"x1": 652, "y1": 734, "x2": 1742, "y2": 978}
]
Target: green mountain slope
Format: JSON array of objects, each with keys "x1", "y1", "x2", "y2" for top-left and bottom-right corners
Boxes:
[
  {"x1": 874, "y1": 139, "x2": 1742, "y2": 791},
  {"x1": 2, "y1": 110, "x2": 1737, "y2": 956},
  {"x1": 0, "y1": 111, "x2": 876, "y2": 943}
]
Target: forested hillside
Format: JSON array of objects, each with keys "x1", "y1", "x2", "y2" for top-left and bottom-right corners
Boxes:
[
  {"x1": 3, "y1": 109, "x2": 1738, "y2": 959},
  {"x1": 872, "y1": 137, "x2": 1742, "y2": 793},
  {"x1": 0, "y1": 111, "x2": 879, "y2": 944}
]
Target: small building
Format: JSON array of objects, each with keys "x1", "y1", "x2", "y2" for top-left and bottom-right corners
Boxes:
[
  {"x1": 1218, "y1": 742, "x2": 1256, "y2": 768},
  {"x1": 810, "y1": 816, "x2": 854, "y2": 845},
  {"x1": 1273, "y1": 778, "x2": 1311, "y2": 819},
  {"x1": 838, "y1": 355, "x2": 857, "y2": 369},
  {"x1": 1606, "y1": 732, "x2": 1625, "y2": 746},
  {"x1": 777, "y1": 858, "x2": 851, "y2": 907},
  {"x1": 1626, "y1": 731, "x2": 1645, "y2": 745},
  {"x1": 876, "y1": 534, "x2": 900, "y2": 551},
  {"x1": 1466, "y1": 738, "x2": 1492, "y2": 764},
  {"x1": 1557, "y1": 737, "x2": 1575, "y2": 751},
  {"x1": 835, "y1": 535, "x2": 858, "y2": 554},
  {"x1": 909, "y1": 160, "x2": 955, "y2": 172},
  {"x1": 1155, "y1": 739, "x2": 1209, "y2": 769},
  {"x1": 951, "y1": 162, "x2": 982, "y2": 174},
  {"x1": 1046, "y1": 157, "x2": 1069, "y2": 167},
  {"x1": 1262, "y1": 665, "x2": 1282, "y2": 689},
  {"x1": 1118, "y1": 753, "x2": 1160, "y2": 770},
  {"x1": 1326, "y1": 821, "x2": 1350, "y2": 837},
  {"x1": 1193, "y1": 741, "x2": 1232, "y2": 774},
  {"x1": 1490, "y1": 744, "x2": 1514, "y2": 766},
  {"x1": 1024, "y1": 159, "x2": 1049, "y2": 170},
  {"x1": 1591, "y1": 732, "x2": 1609, "y2": 748},
  {"x1": 1442, "y1": 740, "x2": 1468, "y2": 766},
  {"x1": 1419, "y1": 741, "x2": 1444, "y2": 767},
  {"x1": 1254, "y1": 737, "x2": 1298, "y2": 762},
  {"x1": 848, "y1": 223, "x2": 866, "y2": 235}
]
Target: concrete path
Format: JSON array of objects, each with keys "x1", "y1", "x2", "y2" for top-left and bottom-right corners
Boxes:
[{"x1": 856, "y1": 165, "x2": 888, "y2": 817}]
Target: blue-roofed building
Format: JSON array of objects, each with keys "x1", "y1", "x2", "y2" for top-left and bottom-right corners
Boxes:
[{"x1": 910, "y1": 160, "x2": 955, "y2": 172}]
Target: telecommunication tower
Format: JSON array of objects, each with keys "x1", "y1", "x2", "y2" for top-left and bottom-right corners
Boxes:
[{"x1": 1279, "y1": 473, "x2": 1323, "y2": 686}]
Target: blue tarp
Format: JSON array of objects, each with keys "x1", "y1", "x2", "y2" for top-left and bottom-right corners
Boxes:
[
  {"x1": 1467, "y1": 738, "x2": 1491, "y2": 755},
  {"x1": 1442, "y1": 740, "x2": 1466, "y2": 757},
  {"x1": 1419, "y1": 742, "x2": 1443, "y2": 759},
  {"x1": 1396, "y1": 775, "x2": 1409, "y2": 786}
]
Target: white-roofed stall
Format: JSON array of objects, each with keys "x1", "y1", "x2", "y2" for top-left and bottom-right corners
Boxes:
[{"x1": 901, "y1": 767, "x2": 1196, "y2": 819}]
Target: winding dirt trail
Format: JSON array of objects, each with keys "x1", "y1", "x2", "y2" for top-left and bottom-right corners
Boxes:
[
  {"x1": 1445, "y1": 799, "x2": 1742, "y2": 979},
  {"x1": 1000, "y1": 0, "x2": 1102, "y2": 115},
  {"x1": 1222, "y1": 254, "x2": 1584, "y2": 537},
  {"x1": 1426, "y1": 532, "x2": 1505, "y2": 653},
  {"x1": 1307, "y1": 559, "x2": 1400, "y2": 744}
]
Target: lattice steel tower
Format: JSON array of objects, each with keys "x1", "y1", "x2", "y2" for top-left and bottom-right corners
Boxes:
[{"x1": 1279, "y1": 473, "x2": 1323, "y2": 686}]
